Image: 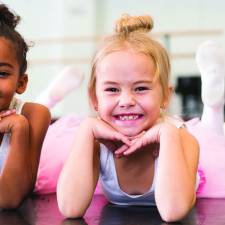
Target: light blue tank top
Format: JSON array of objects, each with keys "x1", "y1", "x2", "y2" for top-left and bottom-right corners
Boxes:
[{"x1": 0, "y1": 97, "x2": 24, "y2": 171}]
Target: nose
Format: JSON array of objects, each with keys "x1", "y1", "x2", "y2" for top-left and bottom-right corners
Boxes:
[{"x1": 118, "y1": 91, "x2": 136, "y2": 108}]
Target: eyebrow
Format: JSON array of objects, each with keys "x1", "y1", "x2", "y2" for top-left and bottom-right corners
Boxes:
[
  {"x1": 133, "y1": 80, "x2": 153, "y2": 84},
  {"x1": 102, "y1": 80, "x2": 153, "y2": 85},
  {"x1": 0, "y1": 62, "x2": 13, "y2": 68},
  {"x1": 102, "y1": 81, "x2": 119, "y2": 85}
]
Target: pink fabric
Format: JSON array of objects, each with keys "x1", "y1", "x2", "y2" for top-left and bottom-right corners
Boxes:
[
  {"x1": 34, "y1": 114, "x2": 103, "y2": 195},
  {"x1": 35, "y1": 114, "x2": 225, "y2": 198},
  {"x1": 34, "y1": 114, "x2": 84, "y2": 194},
  {"x1": 185, "y1": 118, "x2": 225, "y2": 198},
  {"x1": 196, "y1": 167, "x2": 206, "y2": 196}
]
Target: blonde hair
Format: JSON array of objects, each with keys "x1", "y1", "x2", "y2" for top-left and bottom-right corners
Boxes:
[{"x1": 88, "y1": 14, "x2": 171, "y2": 107}]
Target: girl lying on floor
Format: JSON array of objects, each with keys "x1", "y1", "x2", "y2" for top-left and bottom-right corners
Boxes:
[
  {"x1": 56, "y1": 14, "x2": 199, "y2": 222},
  {"x1": 0, "y1": 4, "x2": 50, "y2": 208},
  {"x1": 35, "y1": 41, "x2": 225, "y2": 201}
]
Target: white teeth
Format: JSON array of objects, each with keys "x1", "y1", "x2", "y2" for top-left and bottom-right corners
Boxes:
[{"x1": 119, "y1": 115, "x2": 139, "y2": 121}]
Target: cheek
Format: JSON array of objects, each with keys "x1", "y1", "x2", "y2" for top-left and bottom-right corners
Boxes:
[
  {"x1": 0, "y1": 84, "x2": 13, "y2": 95},
  {"x1": 140, "y1": 97, "x2": 161, "y2": 110},
  {"x1": 97, "y1": 98, "x2": 115, "y2": 117},
  {"x1": 98, "y1": 101, "x2": 112, "y2": 114},
  {"x1": 140, "y1": 99, "x2": 162, "y2": 121}
]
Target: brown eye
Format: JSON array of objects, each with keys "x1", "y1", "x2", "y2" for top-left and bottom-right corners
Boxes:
[
  {"x1": 135, "y1": 86, "x2": 149, "y2": 92},
  {"x1": 0, "y1": 71, "x2": 9, "y2": 77},
  {"x1": 105, "y1": 87, "x2": 119, "y2": 92}
]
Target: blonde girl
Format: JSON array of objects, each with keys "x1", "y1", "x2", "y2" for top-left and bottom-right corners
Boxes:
[{"x1": 57, "y1": 14, "x2": 199, "y2": 222}]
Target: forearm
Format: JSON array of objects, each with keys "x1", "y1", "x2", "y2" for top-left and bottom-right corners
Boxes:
[
  {"x1": 0, "y1": 104, "x2": 50, "y2": 209},
  {"x1": 0, "y1": 120, "x2": 31, "y2": 208},
  {"x1": 155, "y1": 125, "x2": 196, "y2": 222},
  {"x1": 57, "y1": 119, "x2": 99, "y2": 218}
]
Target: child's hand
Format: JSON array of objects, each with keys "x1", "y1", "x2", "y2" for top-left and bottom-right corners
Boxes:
[
  {"x1": 0, "y1": 109, "x2": 16, "y2": 119},
  {"x1": 0, "y1": 112, "x2": 28, "y2": 134},
  {"x1": 90, "y1": 118, "x2": 131, "y2": 153},
  {"x1": 115, "y1": 123, "x2": 164, "y2": 156}
]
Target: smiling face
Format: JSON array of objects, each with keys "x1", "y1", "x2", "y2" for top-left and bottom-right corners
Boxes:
[
  {"x1": 94, "y1": 49, "x2": 168, "y2": 137},
  {"x1": 0, "y1": 37, "x2": 28, "y2": 111}
]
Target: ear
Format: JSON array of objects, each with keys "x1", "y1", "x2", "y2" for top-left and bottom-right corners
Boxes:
[
  {"x1": 16, "y1": 74, "x2": 28, "y2": 94},
  {"x1": 91, "y1": 94, "x2": 99, "y2": 112},
  {"x1": 162, "y1": 85, "x2": 173, "y2": 108}
]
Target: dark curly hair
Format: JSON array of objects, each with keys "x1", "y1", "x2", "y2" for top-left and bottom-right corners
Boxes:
[{"x1": 0, "y1": 4, "x2": 29, "y2": 75}]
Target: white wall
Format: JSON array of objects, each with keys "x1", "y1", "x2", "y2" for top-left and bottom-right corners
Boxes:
[
  {"x1": 3, "y1": 0, "x2": 225, "y2": 117},
  {"x1": 4, "y1": 0, "x2": 96, "y2": 117}
]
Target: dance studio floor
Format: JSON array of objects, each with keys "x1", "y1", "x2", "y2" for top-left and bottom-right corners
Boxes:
[{"x1": 0, "y1": 193, "x2": 225, "y2": 225}]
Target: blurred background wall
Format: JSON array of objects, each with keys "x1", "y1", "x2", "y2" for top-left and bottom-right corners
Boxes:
[{"x1": 4, "y1": 0, "x2": 225, "y2": 119}]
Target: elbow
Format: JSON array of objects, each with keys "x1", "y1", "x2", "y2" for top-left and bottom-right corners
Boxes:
[
  {"x1": 0, "y1": 195, "x2": 24, "y2": 209},
  {"x1": 159, "y1": 208, "x2": 188, "y2": 222},
  {"x1": 57, "y1": 194, "x2": 86, "y2": 218},
  {"x1": 157, "y1": 200, "x2": 195, "y2": 222},
  {"x1": 58, "y1": 202, "x2": 86, "y2": 218}
]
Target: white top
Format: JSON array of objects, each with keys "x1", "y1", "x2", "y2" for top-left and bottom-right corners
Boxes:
[
  {"x1": 100, "y1": 144, "x2": 157, "y2": 206},
  {"x1": 99, "y1": 116, "x2": 198, "y2": 206},
  {"x1": 0, "y1": 97, "x2": 24, "y2": 171}
]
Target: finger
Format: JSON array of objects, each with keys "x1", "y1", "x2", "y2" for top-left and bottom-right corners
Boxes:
[
  {"x1": 130, "y1": 138, "x2": 139, "y2": 145},
  {"x1": 128, "y1": 131, "x2": 146, "y2": 141},
  {"x1": 113, "y1": 132, "x2": 131, "y2": 146},
  {"x1": 116, "y1": 146, "x2": 131, "y2": 158},
  {"x1": 123, "y1": 140, "x2": 143, "y2": 156},
  {"x1": 115, "y1": 152, "x2": 124, "y2": 158},
  {"x1": 0, "y1": 109, "x2": 16, "y2": 118},
  {"x1": 114, "y1": 144, "x2": 129, "y2": 156}
]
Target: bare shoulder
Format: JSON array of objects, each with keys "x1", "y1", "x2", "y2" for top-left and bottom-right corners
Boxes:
[
  {"x1": 179, "y1": 127, "x2": 199, "y2": 169},
  {"x1": 180, "y1": 127, "x2": 199, "y2": 149},
  {"x1": 20, "y1": 103, "x2": 51, "y2": 151},
  {"x1": 21, "y1": 102, "x2": 51, "y2": 123}
]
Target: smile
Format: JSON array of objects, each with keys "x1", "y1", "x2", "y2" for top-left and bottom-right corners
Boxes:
[{"x1": 115, "y1": 114, "x2": 143, "y2": 121}]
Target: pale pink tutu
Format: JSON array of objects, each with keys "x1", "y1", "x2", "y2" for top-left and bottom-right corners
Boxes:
[
  {"x1": 186, "y1": 118, "x2": 225, "y2": 198},
  {"x1": 34, "y1": 114, "x2": 103, "y2": 195},
  {"x1": 34, "y1": 114, "x2": 84, "y2": 194}
]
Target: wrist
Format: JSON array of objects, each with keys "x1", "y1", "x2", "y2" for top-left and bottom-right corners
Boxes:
[
  {"x1": 79, "y1": 117, "x2": 96, "y2": 139},
  {"x1": 11, "y1": 115, "x2": 29, "y2": 133}
]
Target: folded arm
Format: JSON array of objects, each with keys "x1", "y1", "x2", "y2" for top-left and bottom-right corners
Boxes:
[
  {"x1": 155, "y1": 123, "x2": 199, "y2": 222},
  {"x1": 57, "y1": 117, "x2": 130, "y2": 218},
  {"x1": 0, "y1": 103, "x2": 50, "y2": 208}
]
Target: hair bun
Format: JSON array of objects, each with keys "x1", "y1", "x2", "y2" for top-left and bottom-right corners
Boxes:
[
  {"x1": 0, "y1": 4, "x2": 20, "y2": 29},
  {"x1": 115, "y1": 14, "x2": 154, "y2": 35}
]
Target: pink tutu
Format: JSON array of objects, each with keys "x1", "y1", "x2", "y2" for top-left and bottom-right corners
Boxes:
[
  {"x1": 34, "y1": 114, "x2": 84, "y2": 194},
  {"x1": 186, "y1": 118, "x2": 225, "y2": 198},
  {"x1": 34, "y1": 114, "x2": 103, "y2": 195}
]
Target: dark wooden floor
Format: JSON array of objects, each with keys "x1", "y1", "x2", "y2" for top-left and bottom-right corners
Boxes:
[{"x1": 0, "y1": 194, "x2": 225, "y2": 225}]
